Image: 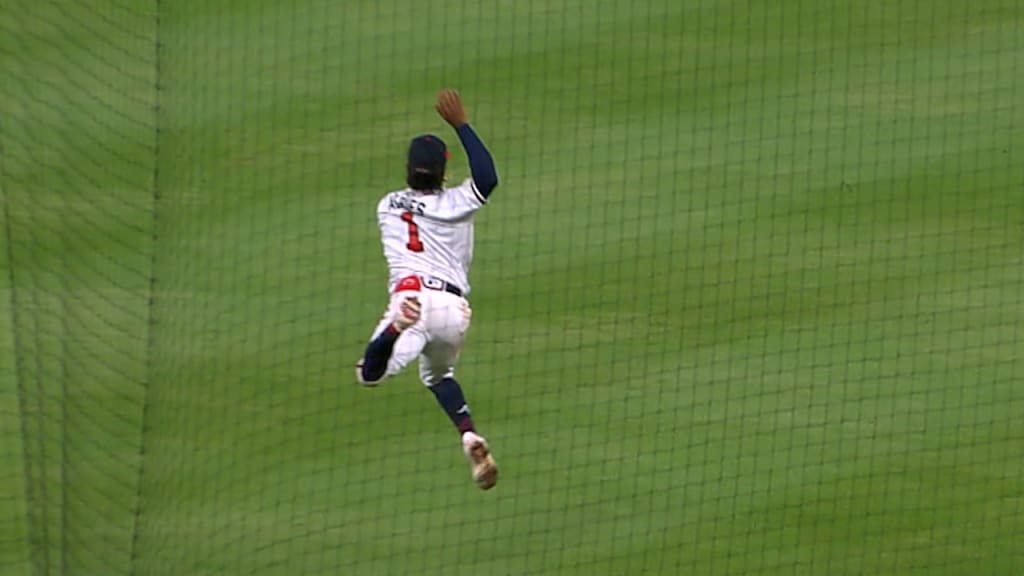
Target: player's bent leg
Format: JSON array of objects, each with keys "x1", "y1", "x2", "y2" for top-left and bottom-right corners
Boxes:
[
  {"x1": 356, "y1": 325, "x2": 400, "y2": 384},
  {"x1": 356, "y1": 296, "x2": 424, "y2": 386},
  {"x1": 357, "y1": 328, "x2": 426, "y2": 385}
]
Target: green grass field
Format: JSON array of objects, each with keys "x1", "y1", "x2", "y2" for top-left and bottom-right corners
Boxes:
[{"x1": 1, "y1": 1, "x2": 1023, "y2": 575}]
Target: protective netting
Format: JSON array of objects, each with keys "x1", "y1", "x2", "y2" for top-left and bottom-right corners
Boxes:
[
  {"x1": 1, "y1": 1, "x2": 155, "y2": 575},
  {"x1": 1, "y1": 1, "x2": 1022, "y2": 575}
]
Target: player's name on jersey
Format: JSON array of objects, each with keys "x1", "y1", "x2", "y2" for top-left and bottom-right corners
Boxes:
[{"x1": 389, "y1": 193, "x2": 426, "y2": 216}]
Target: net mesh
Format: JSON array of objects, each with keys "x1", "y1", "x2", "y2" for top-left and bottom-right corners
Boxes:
[{"x1": 1, "y1": 1, "x2": 1022, "y2": 575}]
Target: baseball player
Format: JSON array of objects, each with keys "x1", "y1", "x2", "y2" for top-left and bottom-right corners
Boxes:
[{"x1": 356, "y1": 89, "x2": 499, "y2": 490}]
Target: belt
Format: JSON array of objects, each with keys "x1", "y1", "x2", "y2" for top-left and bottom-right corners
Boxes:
[
  {"x1": 396, "y1": 275, "x2": 464, "y2": 298},
  {"x1": 423, "y1": 276, "x2": 463, "y2": 298}
]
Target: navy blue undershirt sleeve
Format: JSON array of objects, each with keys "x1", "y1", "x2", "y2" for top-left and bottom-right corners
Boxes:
[{"x1": 456, "y1": 123, "x2": 498, "y2": 198}]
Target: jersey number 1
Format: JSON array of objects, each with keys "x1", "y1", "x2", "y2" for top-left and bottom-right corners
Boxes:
[{"x1": 401, "y1": 212, "x2": 424, "y2": 252}]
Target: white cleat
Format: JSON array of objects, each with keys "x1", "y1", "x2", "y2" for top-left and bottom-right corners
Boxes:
[{"x1": 462, "y1": 431, "x2": 498, "y2": 490}]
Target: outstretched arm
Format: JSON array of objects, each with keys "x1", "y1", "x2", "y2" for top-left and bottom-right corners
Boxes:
[
  {"x1": 437, "y1": 89, "x2": 499, "y2": 198},
  {"x1": 455, "y1": 124, "x2": 497, "y2": 197}
]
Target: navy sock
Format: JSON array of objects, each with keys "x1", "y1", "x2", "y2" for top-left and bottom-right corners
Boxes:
[
  {"x1": 429, "y1": 377, "x2": 475, "y2": 434},
  {"x1": 360, "y1": 325, "x2": 399, "y2": 382}
]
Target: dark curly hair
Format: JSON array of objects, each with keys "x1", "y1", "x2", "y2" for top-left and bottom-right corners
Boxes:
[{"x1": 407, "y1": 167, "x2": 444, "y2": 191}]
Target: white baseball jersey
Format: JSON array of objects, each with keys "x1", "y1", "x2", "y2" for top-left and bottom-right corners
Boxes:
[{"x1": 377, "y1": 178, "x2": 487, "y2": 295}]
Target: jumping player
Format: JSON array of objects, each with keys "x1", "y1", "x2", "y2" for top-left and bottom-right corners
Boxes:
[{"x1": 356, "y1": 89, "x2": 499, "y2": 490}]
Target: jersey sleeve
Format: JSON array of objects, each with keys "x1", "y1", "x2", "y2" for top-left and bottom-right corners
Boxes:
[
  {"x1": 437, "y1": 178, "x2": 487, "y2": 220},
  {"x1": 376, "y1": 194, "x2": 392, "y2": 212}
]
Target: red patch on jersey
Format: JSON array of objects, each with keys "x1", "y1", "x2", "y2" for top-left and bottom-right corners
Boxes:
[{"x1": 396, "y1": 276, "x2": 422, "y2": 292}]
